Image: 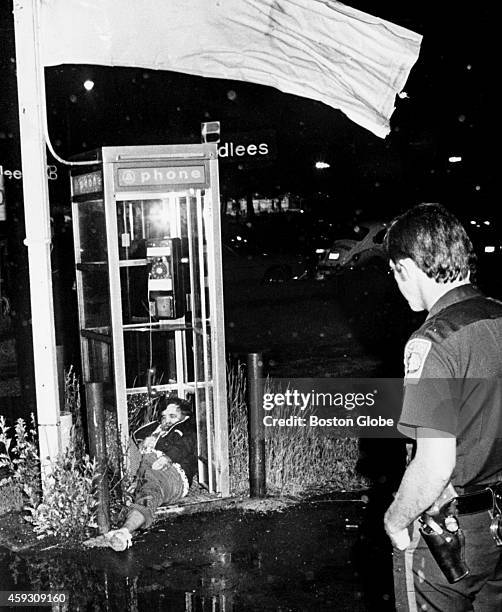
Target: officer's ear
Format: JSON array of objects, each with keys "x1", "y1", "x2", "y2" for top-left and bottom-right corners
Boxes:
[{"x1": 393, "y1": 258, "x2": 416, "y2": 281}]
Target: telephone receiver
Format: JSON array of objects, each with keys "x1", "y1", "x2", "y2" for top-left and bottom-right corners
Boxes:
[{"x1": 147, "y1": 367, "x2": 158, "y2": 398}]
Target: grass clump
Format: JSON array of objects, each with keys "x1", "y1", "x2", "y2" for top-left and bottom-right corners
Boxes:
[
  {"x1": 228, "y1": 363, "x2": 249, "y2": 494},
  {"x1": 227, "y1": 363, "x2": 367, "y2": 496}
]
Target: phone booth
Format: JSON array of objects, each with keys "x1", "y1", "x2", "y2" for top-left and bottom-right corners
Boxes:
[{"x1": 70, "y1": 144, "x2": 229, "y2": 496}]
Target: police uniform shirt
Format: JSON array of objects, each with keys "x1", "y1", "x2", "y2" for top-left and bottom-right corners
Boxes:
[{"x1": 399, "y1": 284, "x2": 502, "y2": 492}]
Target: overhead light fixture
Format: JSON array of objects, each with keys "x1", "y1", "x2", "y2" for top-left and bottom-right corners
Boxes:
[{"x1": 201, "y1": 121, "x2": 221, "y2": 144}]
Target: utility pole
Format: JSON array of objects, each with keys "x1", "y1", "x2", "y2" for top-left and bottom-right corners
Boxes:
[{"x1": 13, "y1": 0, "x2": 62, "y2": 466}]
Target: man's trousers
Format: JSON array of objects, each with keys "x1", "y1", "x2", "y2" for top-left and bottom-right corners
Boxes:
[{"x1": 128, "y1": 453, "x2": 187, "y2": 528}]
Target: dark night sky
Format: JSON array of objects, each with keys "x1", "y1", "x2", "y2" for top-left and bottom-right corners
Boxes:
[{"x1": 0, "y1": 1, "x2": 498, "y2": 224}]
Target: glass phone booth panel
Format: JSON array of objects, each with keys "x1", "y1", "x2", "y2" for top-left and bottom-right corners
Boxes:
[{"x1": 71, "y1": 145, "x2": 229, "y2": 495}]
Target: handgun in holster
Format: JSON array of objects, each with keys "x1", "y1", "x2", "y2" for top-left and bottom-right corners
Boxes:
[{"x1": 419, "y1": 483, "x2": 469, "y2": 584}]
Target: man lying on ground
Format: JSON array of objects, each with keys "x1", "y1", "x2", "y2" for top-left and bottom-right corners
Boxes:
[{"x1": 85, "y1": 395, "x2": 197, "y2": 552}]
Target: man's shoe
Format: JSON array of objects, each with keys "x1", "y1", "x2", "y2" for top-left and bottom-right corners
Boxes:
[
  {"x1": 106, "y1": 527, "x2": 132, "y2": 552},
  {"x1": 83, "y1": 527, "x2": 132, "y2": 552}
]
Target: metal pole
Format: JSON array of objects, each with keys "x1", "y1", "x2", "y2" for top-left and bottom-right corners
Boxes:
[
  {"x1": 85, "y1": 382, "x2": 110, "y2": 533},
  {"x1": 207, "y1": 149, "x2": 230, "y2": 497},
  {"x1": 13, "y1": 0, "x2": 61, "y2": 468},
  {"x1": 247, "y1": 352, "x2": 266, "y2": 498}
]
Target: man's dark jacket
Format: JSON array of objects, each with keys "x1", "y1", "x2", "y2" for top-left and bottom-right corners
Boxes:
[{"x1": 133, "y1": 417, "x2": 197, "y2": 482}]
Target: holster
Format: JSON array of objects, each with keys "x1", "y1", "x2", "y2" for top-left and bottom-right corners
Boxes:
[
  {"x1": 419, "y1": 484, "x2": 469, "y2": 584},
  {"x1": 419, "y1": 509, "x2": 469, "y2": 584}
]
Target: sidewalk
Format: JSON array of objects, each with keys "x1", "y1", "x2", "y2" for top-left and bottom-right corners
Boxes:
[{"x1": 0, "y1": 493, "x2": 394, "y2": 611}]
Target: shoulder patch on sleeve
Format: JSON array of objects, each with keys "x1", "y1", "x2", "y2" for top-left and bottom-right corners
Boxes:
[{"x1": 404, "y1": 338, "x2": 432, "y2": 380}]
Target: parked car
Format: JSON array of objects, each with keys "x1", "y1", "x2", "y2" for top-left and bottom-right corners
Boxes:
[{"x1": 315, "y1": 221, "x2": 388, "y2": 279}]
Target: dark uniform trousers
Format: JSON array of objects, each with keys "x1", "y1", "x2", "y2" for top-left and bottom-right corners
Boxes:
[{"x1": 394, "y1": 513, "x2": 502, "y2": 611}]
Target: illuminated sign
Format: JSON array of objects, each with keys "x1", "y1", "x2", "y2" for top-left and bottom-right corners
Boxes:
[
  {"x1": 72, "y1": 171, "x2": 103, "y2": 196},
  {"x1": 1, "y1": 165, "x2": 59, "y2": 181},
  {"x1": 216, "y1": 130, "x2": 276, "y2": 165},
  {"x1": 117, "y1": 165, "x2": 206, "y2": 188},
  {"x1": 218, "y1": 141, "x2": 269, "y2": 158}
]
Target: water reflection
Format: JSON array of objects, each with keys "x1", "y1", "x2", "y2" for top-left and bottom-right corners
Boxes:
[{"x1": 0, "y1": 502, "x2": 393, "y2": 611}]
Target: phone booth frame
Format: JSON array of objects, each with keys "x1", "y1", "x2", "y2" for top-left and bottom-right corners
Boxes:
[{"x1": 70, "y1": 144, "x2": 229, "y2": 496}]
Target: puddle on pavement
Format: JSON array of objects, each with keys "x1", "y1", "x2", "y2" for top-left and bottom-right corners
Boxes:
[{"x1": 0, "y1": 500, "x2": 394, "y2": 611}]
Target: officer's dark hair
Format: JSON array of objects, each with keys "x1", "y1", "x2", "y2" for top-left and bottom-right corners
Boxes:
[
  {"x1": 384, "y1": 203, "x2": 476, "y2": 283},
  {"x1": 158, "y1": 395, "x2": 193, "y2": 418}
]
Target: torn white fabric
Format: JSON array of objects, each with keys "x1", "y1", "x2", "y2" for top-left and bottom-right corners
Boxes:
[{"x1": 39, "y1": 0, "x2": 422, "y2": 137}]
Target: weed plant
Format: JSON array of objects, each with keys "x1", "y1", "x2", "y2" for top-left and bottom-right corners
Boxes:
[
  {"x1": 127, "y1": 392, "x2": 160, "y2": 433},
  {"x1": 0, "y1": 412, "x2": 101, "y2": 540},
  {"x1": 227, "y1": 363, "x2": 367, "y2": 495},
  {"x1": 0, "y1": 414, "x2": 40, "y2": 515},
  {"x1": 0, "y1": 369, "x2": 104, "y2": 540},
  {"x1": 24, "y1": 451, "x2": 100, "y2": 540},
  {"x1": 64, "y1": 366, "x2": 85, "y2": 458}
]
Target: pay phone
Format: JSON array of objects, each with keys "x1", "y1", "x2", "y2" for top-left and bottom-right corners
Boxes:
[
  {"x1": 147, "y1": 237, "x2": 184, "y2": 319},
  {"x1": 70, "y1": 144, "x2": 229, "y2": 496}
]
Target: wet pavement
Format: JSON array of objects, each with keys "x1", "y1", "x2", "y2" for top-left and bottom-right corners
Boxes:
[{"x1": 0, "y1": 496, "x2": 395, "y2": 612}]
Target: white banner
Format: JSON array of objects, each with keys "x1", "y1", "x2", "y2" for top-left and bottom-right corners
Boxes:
[{"x1": 39, "y1": 0, "x2": 422, "y2": 138}]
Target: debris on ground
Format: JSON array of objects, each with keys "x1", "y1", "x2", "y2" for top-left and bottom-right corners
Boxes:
[{"x1": 232, "y1": 496, "x2": 297, "y2": 513}]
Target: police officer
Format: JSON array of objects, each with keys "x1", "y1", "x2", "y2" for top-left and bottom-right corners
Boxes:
[{"x1": 383, "y1": 203, "x2": 502, "y2": 610}]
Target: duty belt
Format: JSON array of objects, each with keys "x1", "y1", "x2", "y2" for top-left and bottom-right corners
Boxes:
[
  {"x1": 418, "y1": 482, "x2": 502, "y2": 583},
  {"x1": 455, "y1": 483, "x2": 502, "y2": 515},
  {"x1": 452, "y1": 483, "x2": 502, "y2": 546}
]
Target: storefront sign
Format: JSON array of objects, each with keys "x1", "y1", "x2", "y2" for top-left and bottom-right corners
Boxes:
[
  {"x1": 0, "y1": 165, "x2": 58, "y2": 181},
  {"x1": 72, "y1": 170, "x2": 103, "y2": 196},
  {"x1": 217, "y1": 130, "x2": 277, "y2": 165}
]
